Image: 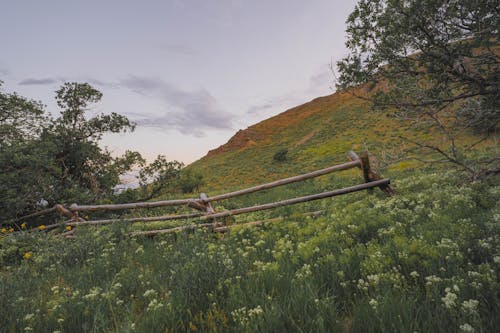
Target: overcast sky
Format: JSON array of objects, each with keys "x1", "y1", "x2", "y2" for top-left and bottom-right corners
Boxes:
[{"x1": 0, "y1": 0, "x2": 357, "y2": 164}]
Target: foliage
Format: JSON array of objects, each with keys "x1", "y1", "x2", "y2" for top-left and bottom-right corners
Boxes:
[
  {"x1": 0, "y1": 82, "x2": 143, "y2": 223},
  {"x1": 1, "y1": 171, "x2": 498, "y2": 332},
  {"x1": 177, "y1": 169, "x2": 204, "y2": 194},
  {"x1": 336, "y1": 0, "x2": 499, "y2": 179},
  {"x1": 273, "y1": 148, "x2": 288, "y2": 162},
  {"x1": 0, "y1": 81, "x2": 48, "y2": 145},
  {"x1": 138, "y1": 155, "x2": 184, "y2": 200}
]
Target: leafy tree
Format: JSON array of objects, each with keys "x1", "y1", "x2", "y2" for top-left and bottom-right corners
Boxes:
[
  {"x1": 47, "y1": 82, "x2": 140, "y2": 199},
  {"x1": 0, "y1": 82, "x2": 144, "y2": 223},
  {"x1": 138, "y1": 155, "x2": 184, "y2": 200},
  {"x1": 337, "y1": 0, "x2": 499, "y2": 178},
  {"x1": 0, "y1": 81, "x2": 48, "y2": 145}
]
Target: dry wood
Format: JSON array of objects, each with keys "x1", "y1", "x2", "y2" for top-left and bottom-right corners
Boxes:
[
  {"x1": 69, "y1": 198, "x2": 201, "y2": 212},
  {"x1": 206, "y1": 160, "x2": 361, "y2": 202},
  {"x1": 130, "y1": 221, "x2": 223, "y2": 237},
  {"x1": 67, "y1": 160, "x2": 360, "y2": 213},
  {"x1": 66, "y1": 212, "x2": 205, "y2": 227},
  {"x1": 55, "y1": 204, "x2": 75, "y2": 218},
  {"x1": 349, "y1": 151, "x2": 396, "y2": 196},
  {"x1": 14, "y1": 206, "x2": 57, "y2": 222},
  {"x1": 201, "y1": 179, "x2": 390, "y2": 220},
  {"x1": 200, "y1": 193, "x2": 215, "y2": 213}
]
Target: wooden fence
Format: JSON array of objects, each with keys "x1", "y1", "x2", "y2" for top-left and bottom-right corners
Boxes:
[{"x1": 15, "y1": 151, "x2": 394, "y2": 236}]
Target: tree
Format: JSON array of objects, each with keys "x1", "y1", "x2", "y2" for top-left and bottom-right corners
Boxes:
[
  {"x1": 47, "y1": 82, "x2": 140, "y2": 199},
  {"x1": 0, "y1": 81, "x2": 47, "y2": 145},
  {"x1": 337, "y1": 0, "x2": 499, "y2": 178},
  {"x1": 0, "y1": 82, "x2": 144, "y2": 223},
  {"x1": 138, "y1": 155, "x2": 184, "y2": 200}
]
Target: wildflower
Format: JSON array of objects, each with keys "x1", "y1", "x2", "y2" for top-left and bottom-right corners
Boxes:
[
  {"x1": 9, "y1": 227, "x2": 14, "y2": 233},
  {"x1": 38, "y1": 225, "x2": 46, "y2": 231},
  {"x1": 461, "y1": 299, "x2": 479, "y2": 316},
  {"x1": 410, "y1": 271, "x2": 420, "y2": 278},
  {"x1": 441, "y1": 291, "x2": 458, "y2": 309},
  {"x1": 83, "y1": 287, "x2": 102, "y2": 301},
  {"x1": 24, "y1": 313, "x2": 35, "y2": 321},
  {"x1": 369, "y1": 298, "x2": 378, "y2": 310},
  {"x1": 1, "y1": 228, "x2": 6, "y2": 233},
  {"x1": 146, "y1": 298, "x2": 163, "y2": 312},
  {"x1": 459, "y1": 323, "x2": 474, "y2": 332},
  {"x1": 248, "y1": 305, "x2": 264, "y2": 317},
  {"x1": 21, "y1": 223, "x2": 26, "y2": 229},
  {"x1": 23, "y1": 252, "x2": 32, "y2": 260},
  {"x1": 143, "y1": 289, "x2": 157, "y2": 298},
  {"x1": 65, "y1": 225, "x2": 72, "y2": 231}
]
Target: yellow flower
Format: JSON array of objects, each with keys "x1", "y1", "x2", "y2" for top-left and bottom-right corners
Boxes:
[
  {"x1": 38, "y1": 225, "x2": 46, "y2": 231},
  {"x1": 21, "y1": 223, "x2": 27, "y2": 229},
  {"x1": 0, "y1": 228, "x2": 6, "y2": 233},
  {"x1": 8, "y1": 228, "x2": 14, "y2": 233},
  {"x1": 23, "y1": 252, "x2": 32, "y2": 259},
  {"x1": 65, "y1": 226, "x2": 72, "y2": 231}
]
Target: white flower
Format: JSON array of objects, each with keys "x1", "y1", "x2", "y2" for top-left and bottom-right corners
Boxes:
[
  {"x1": 410, "y1": 271, "x2": 420, "y2": 278},
  {"x1": 459, "y1": 323, "x2": 474, "y2": 332},
  {"x1": 461, "y1": 299, "x2": 479, "y2": 316},
  {"x1": 24, "y1": 313, "x2": 35, "y2": 321},
  {"x1": 147, "y1": 299, "x2": 163, "y2": 312},
  {"x1": 143, "y1": 289, "x2": 157, "y2": 298},
  {"x1": 441, "y1": 291, "x2": 457, "y2": 309},
  {"x1": 83, "y1": 287, "x2": 102, "y2": 301},
  {"x1": 369, "y1": 298, "x2": 378, "y2": 310}
]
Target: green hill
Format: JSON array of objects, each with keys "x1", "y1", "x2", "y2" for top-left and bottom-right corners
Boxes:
[{"x1": 188, "y1": 87, "x2": 492, "y2": 192}]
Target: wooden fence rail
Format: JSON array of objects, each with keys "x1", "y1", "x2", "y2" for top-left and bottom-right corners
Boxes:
[{"x1": 14, "y1": 151, "x2": 394, "y2": 235}]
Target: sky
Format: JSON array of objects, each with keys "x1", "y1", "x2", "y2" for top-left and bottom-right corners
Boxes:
[{"x1": 0, "y1": 0, "x2": 358, "y2": 164}]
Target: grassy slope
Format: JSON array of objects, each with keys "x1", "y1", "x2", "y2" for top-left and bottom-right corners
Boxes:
[
  {"x1": 187, "y1": 88, "x2": 490, "y2": 194},
  {"x1": 1, "y1": 85, "x2": 499, "y2": 332}
]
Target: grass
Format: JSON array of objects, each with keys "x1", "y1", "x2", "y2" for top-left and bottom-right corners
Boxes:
[{"x1": 1, "y1": 170, "x2": 499, "y2": 332}]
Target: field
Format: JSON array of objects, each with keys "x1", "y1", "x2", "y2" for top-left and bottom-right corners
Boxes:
[{"x1": 1, "y1": 168, "x2": 499, "y2": 332}]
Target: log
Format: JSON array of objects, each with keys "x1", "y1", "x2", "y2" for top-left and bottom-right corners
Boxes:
[
  {"x1": 206, "y1": 160, "x2": 361, "y2": 202},
  {"x1": 14, "y1": 206, "x2": 57, "y2": 222},
  {"x1": 66, "y1": 212, "x2": 205, "y2": 227},
  {"x1": 55, "y1": 204, "x2": 75, "y2": 218},
  {"x1": 201, "y1": 179, "x2": 390, "y2": 220},
  {"x1": 67, "y1": 160, "x2": 360, "y2": 213},
  {"x1": 130, "y1": 221, "x2": 223, "y2": 237},
  {"x1": 200, "y1": 193, "x2": 215, "y2": 213},
  {"x1": 349, "y1": 151, "x2": 395, "y2": 196},
  {"x1": 69, "y1": 198, "x2": 200, "y2": 212}
]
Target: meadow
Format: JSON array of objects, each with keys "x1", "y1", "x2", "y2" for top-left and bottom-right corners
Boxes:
[{"x1": 1, "y1": 169, "x2": 498, "y2": 332}]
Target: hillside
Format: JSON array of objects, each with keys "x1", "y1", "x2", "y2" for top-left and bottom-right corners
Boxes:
[{"x1": 188, "y1": 87, "x2": 489, "y2": 192}]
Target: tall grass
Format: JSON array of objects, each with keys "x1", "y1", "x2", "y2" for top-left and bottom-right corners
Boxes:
[{"x1": 1, "y1": 171, "x2": 499, "y2": 332}]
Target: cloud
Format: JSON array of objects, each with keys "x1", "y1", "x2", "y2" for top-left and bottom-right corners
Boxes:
[
  {"x1": 120, "y1": 76, "x2": 234, "y2": 136},
  {"x1": 18, "y1": 77, "x2": 60, "y2": 85}
]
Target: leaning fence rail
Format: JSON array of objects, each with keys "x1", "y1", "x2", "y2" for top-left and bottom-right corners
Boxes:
[{"x1": 13, "y1": 151, "x2": 394, "y2": 235}]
